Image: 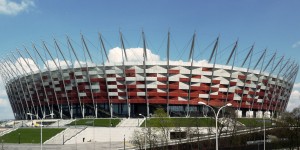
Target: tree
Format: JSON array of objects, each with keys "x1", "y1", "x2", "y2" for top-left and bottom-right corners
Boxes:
[{"x1": 152, "y1": 108, "x2": 173, "y2": 150}]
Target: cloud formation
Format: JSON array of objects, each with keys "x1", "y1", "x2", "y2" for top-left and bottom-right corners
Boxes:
[
  {"x1": 294, "y1": 82, "x2": 300, "y2": 88},
  {"x1": 292, "y1": 41, "x2": 300, "y2": 48},
  {"x1": 0, "y1": 82, "x2": 13, "y2": 119},
  {"x1": 286, "y1": 89, "x2": 300, "y2": 111},
  {"x1": 107, "y1": 47, "x2": 160, "y2": 63},
  {"x1": 0, "y1": 0, "x2": 34, "y2": 15}
]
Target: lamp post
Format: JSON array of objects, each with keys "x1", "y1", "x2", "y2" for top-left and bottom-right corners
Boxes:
[
  {"x1": 198, "y1": 102, "x2": 232, "y2": 150},
  {"x1": 27, "y1": 112, "x2": 54, "y2": 150},
  {"x1": 18, "y1": 133, "x2": 20, "y2": 144},
  {"x1": 263, "y1": 114, "x2": 265, "y2": 150},
  {"x1": 139, "y1": 114, "x2": 147, "y2": 150}
]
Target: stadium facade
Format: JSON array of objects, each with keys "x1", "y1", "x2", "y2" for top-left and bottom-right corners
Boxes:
[{"x1": 0, "y1": 32, "x2": 298, "y2": 120}]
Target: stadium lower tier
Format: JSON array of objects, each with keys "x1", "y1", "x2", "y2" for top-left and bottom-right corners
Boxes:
[{"x1": 22, "y1": 103, "x2": 279, "y2": 119}]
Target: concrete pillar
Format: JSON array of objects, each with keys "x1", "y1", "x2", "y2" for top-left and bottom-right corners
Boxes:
[
  {"x1": 235, "y1": 110, "x2": 242, "y2": 118},
  {"x1": 246, "y1": 110, "x2": 254, "y2": 118},
  {"x1": 264, "y1": 111, "x2": 271, "y2": 118},
  {"x1": 256, "y1": 111, "x2": 263, "y2": 118}
]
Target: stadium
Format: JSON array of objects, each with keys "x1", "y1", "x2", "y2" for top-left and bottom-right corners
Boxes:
[{"x1": 0, "y1": 32, "x2": 298, "y2": 120}]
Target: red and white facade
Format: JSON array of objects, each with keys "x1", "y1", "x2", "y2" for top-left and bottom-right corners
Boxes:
[
  {"x1": 2, "y1": 60, "x2": 297, "y2": 119},
  {"x1": 0, "y1": 33, "x2": 298, "y2": 119}
]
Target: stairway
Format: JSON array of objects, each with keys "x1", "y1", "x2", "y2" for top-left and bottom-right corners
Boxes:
[
  {"x1": 117, "y1": 118, "x2": 144, "y2": 127},
  {"x1": 44, "y1": 127, "x2": 86, "y2": 144},
  {"x1": 48, "y1": 119, "x2": 75, "y2": 127}
]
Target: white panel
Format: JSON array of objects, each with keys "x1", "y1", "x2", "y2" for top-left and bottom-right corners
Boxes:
[
  {"x1": 137, "y1": 84, "x2": 145, "y2": 88},
  {"x1": 106, "y1": 70, "x2": 115, "y2": 74},
  {"x1": 233, "y1": 94, "x2": 241, "y2": 100},
  {"x1": 79, "y1": 93, "x2": 86, "y2": 97},
  {"x1": 88, "y1": 71, "x2": 98, "y2": 75},
  {"x1": 137, "y1": 92, "x2": 145, "y2": 96},
  {"x1": 43, "y1": 82, "x2": 49, "y2": 86},
  {"x1": 53, "y1": 81, "x2": 60, "y2": 85},
  {"x1": 147, "y1": 84, "x2": 157, "y2": 89},
  {"x1": 191, "y1": 78, "x2": 201, "y2": 82},
  {"x1": 106, "y1": 78, "x2": 116, "y2": 81},
  {"x1": 169, "y1": 77, "x2": 179, "y2": 81},
  {"x1": 199, "y1": 94, "x2": 209, "y2": 98},
  {"x1": 107, "y1": 85, "x2": 117, "y2": 89},
  {"x1": 54, "y1": 87, "x2": 61, "y2": 91},
  {"x1": 179, "y1": 82, "x2": 189, "y2": 89},
  {"x1": 74, "y1": 72, "x2": 83, "y2": 76},
  {"x1": 91, "y1": 85, "x2": 100, "y2": 89},
  {"x1": 146, "y1": 77, "x2": 157, "y2": 81},
  {"x1": 126, "y1": 77, "x2": 136, "y2": 81},
  {"x1": 178, "y1": 97, "x2": 188, "y2": 101},
  {"x1": 200, "y1": 78, "x2": 211, "y2": 83},
  {"x1": 65, "y1": 86, "x2": 72, "y2": 91},
  {"x1": 219, "y1": 88, "x2": 227, "y2": 92},
  {"x1": 108, "y1": 92, "x2": 118, "y2": 96}
]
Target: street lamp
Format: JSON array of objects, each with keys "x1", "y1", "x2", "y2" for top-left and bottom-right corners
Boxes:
[
  {"x1": 139, "y1": 114, "x2": 147, "y2": 150},
  {"x1": 198, "y1": 102, "x2": 232, "y2": 150},
  {"x1": 18, "y1": 133, "x2": 20, "y2": 144},
  {"x1": 27, "y1": 112, "x2": 54, "y2": 150},
  {"x1": 263, "y1": 114, "x2": 266, "y2": 150}
]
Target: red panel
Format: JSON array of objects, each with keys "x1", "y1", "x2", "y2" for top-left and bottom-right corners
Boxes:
[
  {"x1": 212, "y1": 80, "x2": 220, "y2": 84},
  {"x1": 169, "y1": 85, "x2": 179, "y2": 89},
  {"x1": 191, "y1": 86, "x2": 200, "y2": 90},
  {"x1": 230, "y1": 82, "x2": 236, "y2": 86},
  {"x1": 238, "y1": 75, "x2": 246, "y2": 80},
  {"x1": 235, "y1": 89, "x2": 243, "y2": 94},
  {"x1": 192, "y1": 75, "x2": 201, "y2": 78},
  {"x1": 202, "y1": 67, "x2": 211, "y2": 71},
  {"x1": 90, "y1": 78, "x2": 101, "y2": 82},
  {"x1": 157, "y1": 77, "x2": 168, "y2": 82},
  {"x1": 125, "y1": 69, "x2": 135, "y2": 74},
  {"x1": 116, "y1": 77, "x2": 125, "y2": 81},
  {"x1": 179, "y1": 78, "x2": 190, "y2": 82},
  {"x1": 248, "y1": 91, "x2": 255, "y2": 95},
  {"x1": 169, "y1": 69, "x2": 179, "y2": 74},
  {"x1": 157, "y1": 85, "x2": 167, "y2": 89},
  {"x1": 117, "y1": 85, "x2": 126, "y2": 89}
]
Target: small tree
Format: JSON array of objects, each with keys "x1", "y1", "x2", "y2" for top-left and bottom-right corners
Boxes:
[
  {"x1": 153, "y1": 108, "x2": 173, "y2": 150},
  {"x1": 131, "y1": 129, "x2": 145, "y2": 150}
]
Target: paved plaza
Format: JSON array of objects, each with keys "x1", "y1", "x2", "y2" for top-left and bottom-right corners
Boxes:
[{"x1": 1, "y1": 142, "x2": 134, "y2": 150}]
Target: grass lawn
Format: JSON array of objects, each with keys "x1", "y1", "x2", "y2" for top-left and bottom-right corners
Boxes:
[
  {"x1": 0, "y1": 128, "x2": 64, "y2": 143},
  {"x1": 140, "y1": 117, "x2": 215, "y2": 127},
  {"x1": 237, "y1": 118, "x2": 275, "y2": 127},
  {"x1": 68, "y1": 118, "x2": 121, "y2": 127}
]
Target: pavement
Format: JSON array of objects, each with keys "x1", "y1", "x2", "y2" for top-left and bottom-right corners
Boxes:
[{"x1": 0, "y1": 142, "x2": 134, "y2": 150}]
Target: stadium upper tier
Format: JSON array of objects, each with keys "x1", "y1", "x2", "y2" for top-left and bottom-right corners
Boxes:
[{"x1": 0, "y1": 32, "x2": 298, "y2": 119}]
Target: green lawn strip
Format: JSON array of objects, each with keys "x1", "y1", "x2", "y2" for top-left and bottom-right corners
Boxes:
[
  {"x1": 140, "y1": 118, "x2": 215, "y2": 127},
  {"x1": 0, "y1": 128, "x2": 64, "y2": 143},
  {"x1": 68, "y1": 119, "x2": 121, "y2": 127},
  {"x1": 237, "y1": 118, "x2": 276, "y2": 127}
]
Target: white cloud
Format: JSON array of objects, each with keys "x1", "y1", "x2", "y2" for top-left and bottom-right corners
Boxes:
[
  {"x1": 107, "y1": 47, "x2": 160, "y2": 63},
  {"x1": 44, "y1": 58, "x2": 71, "y2": 70},
  {"x1": 294, "y1": 82, "x2": 300, "y2": 89},
  {"x1": 0, "y1": 0, "x2": 34, "y2": 15},
  {"x1": 0, "y1": 98, "x2": 7, "y2": 105},
  {"x1": 292, "y1": 41, "x2": 300, "y2": 48},
  {"x1": 15, "y1": 57, "x2": 39, "y2": 73},
  {"x1": 286, "y1": 90, "x2": 300, "y2": 111},
  {"x1": 0, "y1": 83, "x2": 13, "y2": 119},
  {"x1": 73, "y1": 60, "x2": 95, "y2": 68}
]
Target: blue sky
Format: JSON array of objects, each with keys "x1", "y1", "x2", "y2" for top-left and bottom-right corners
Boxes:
[{"x1": 0, "y1": 0, "x2": 300, "y2": 119}]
